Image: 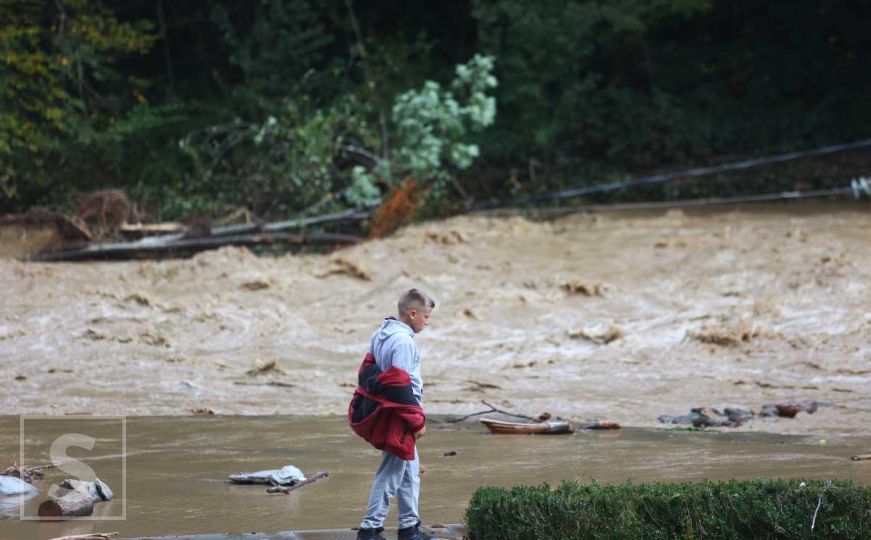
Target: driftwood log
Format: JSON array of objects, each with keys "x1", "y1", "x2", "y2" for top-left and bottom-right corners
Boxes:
[
  {"x1": 851, "y1": 454, "x2": 871, "y2": 461},
  {"x1": 266, "y1": 470, "x2": 329, "y2": 494},
  {"x1": 38, "y1": 490, "x2": 95, "y2": 518}
]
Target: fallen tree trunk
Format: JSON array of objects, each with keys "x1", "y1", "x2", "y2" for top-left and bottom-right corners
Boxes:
[
  {"x1": 38, "y1": 490, "x2": 94, "y2": 518},
  {"x1": 31, "y1": 232, "x2": 362, "y2": 262},
  {"x1": 266, "y1": 470, "x2": 329, "y2": 494}
]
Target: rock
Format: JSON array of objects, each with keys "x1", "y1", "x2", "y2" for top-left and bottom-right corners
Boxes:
[
  {"x1": 59, "y1": 479, "x2": 113, "y2": 502},
  {"x1": 0, "y1": 475, "x2": 38, "y2": 496}
]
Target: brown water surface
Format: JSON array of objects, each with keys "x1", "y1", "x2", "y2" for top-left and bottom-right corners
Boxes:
[
  {"x1": 2, "y1": 202, "x2": 869, "y2": 433},
  {"x1": 1, "y1": 415, "x2": 870, "y2": 540}
]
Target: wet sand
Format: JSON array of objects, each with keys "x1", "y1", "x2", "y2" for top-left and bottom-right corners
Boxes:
[
  {"x1": 1, "y1": 202, "x2": 870, "y2": 433},
  {"x1": 1, "y1": 415, "x2": 870, "y2": 539}
]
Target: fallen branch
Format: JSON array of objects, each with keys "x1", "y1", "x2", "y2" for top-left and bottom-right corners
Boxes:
[
  {"x1": 266, "y1": 470, "x2": 329, "y2": 494},
  {"x1": 433, "y1": 400, "x2": 538, "y2": 424},
  {"x1": 850, "y1": 454, "x2": 871, "y2": 461}
]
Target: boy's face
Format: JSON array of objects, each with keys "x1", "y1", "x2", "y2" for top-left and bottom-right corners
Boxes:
[{"x1": 406, "y1": 306, "x2": 433, "y2": 334}]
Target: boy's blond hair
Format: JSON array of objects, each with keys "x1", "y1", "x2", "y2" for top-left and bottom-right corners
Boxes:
[{"x1": 398, "y1": 288, "x2": 435, "y2": 316}]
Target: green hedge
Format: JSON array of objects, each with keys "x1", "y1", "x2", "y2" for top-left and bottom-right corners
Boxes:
[{"x1": 465, "y1": 479, "x2": 871, "y2": 539}]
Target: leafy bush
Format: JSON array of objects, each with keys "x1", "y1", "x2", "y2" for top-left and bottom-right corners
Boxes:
[{"x1": 466, "y1": 479, "x2": 871, "y2": 539}]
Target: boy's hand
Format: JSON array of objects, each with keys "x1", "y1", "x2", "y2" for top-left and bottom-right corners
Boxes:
[{"x1": 413, "y1": 426, "x2": 426, "y2": 440}]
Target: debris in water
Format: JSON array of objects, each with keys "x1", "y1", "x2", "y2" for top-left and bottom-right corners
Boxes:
[
  {"x1": 319, "y1": 257, "x2": 372, "y2": 280},
  {"x1": 463, "y1": 307, "x2": 481, "y2": 320},
  {"x1": 578, "y1": 420, "x2": 621, "y2": 430},
  {"x1": 241, "y1": 279, "x2": 270, "y2": 291},
  {"x1": 443, "y1": 451, "x2": 458, "y2": 457},
  {"x1": 480, "y1": 417, "x2": 573, "y2": 435},
  {"x1": 1, "y1": 463, "x2": 46, "y2": 483},
  {"x1": 266, "y1": 470, "x2": 329, "y2": 494},
  {"x1": 661, "y1": 401, "x2": 832, "y2": 427},
  {"x1": 567, "y1": 324, "x2": 622, "y2": 344},
  {"x1": 687, "y1": 320, "x2": 759, "y2": 346},
  {"x1": 560, "y1": 279, "x2": 604, "y2": 297},
  {"x1": 139, "y1": 331, "x2": 169, "y2": 347},
  {"x1": 191, "y1": 407, "x2": 215, "y2": 415},
  {"x1": 229, "y1": 464, "x2": 306, "y2": 485},
  {"x1": 246, "y1": 359, "x2": 283, "y2": 376},
  {"x1": 758, "y1": 400, "x2": 831, "y2": 418},
  {"x1": 0, "y1": 475, "x2": 38, "y2": 496},
  {"x1": 14, "y1": 374, "x2": 26, "y2": 381},
  {"x1": 124, "y1": 293, "x2": 152, "y2": 307},
  {"x1": 466, "y1": 381, "x2": 502, "y2": 391},
  {"x1": 851, "y1": 454, "x2": 871, "y2": 461},
  {"x1": 426, "y1": 230, "x2": 465, "y2": 244}
]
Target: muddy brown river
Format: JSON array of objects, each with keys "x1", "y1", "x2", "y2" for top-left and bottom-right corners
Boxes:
[
  {"x1": 1, "y1": 202, "x2": 869, "y2": 538},
  {"x1": 1, "y1": 416, "x2": 870, "y2": 540},
  {"x1": 2, "y1": 202, "x2": 869, "y2": 432}
]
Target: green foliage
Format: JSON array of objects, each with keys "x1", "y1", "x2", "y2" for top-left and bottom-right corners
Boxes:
[
  {"x1": 0, "y1": 0, "x2": 155, "y2": 204},
  {"x1": 3, "y1": 0, "x2": 870, "y2": 217},
  {"x1": 390, "y1": 54, "x2": 497, "y2": 188},
  {"x1": 210, "y1": 0, "x2": 335, "y2": 110},
  {"x1": 179, "y1": 54, "x2": 497, "y2": 213},
  {"x1": 466, "y1": 479, "x2": 871, "y2": 539},
  {"x1": 473, "y1": 0, "x2": 871, "y2": 196}
]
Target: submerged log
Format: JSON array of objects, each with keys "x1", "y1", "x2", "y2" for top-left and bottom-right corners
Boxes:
[
  {"x1": 38, "y1": 490, "x2": 95, "y2": 518},
  {"x1": 851, "y1": 454, "x2": 871, "y2": 461}
]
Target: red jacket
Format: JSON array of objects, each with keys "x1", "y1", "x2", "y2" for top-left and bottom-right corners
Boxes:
[{"x1": 348, "y1": 353, "x2": 425, "y2": 460}]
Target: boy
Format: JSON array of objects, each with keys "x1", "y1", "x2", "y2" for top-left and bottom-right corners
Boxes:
[{"x1": 350, "y1": 289, "x2": 437, "y2": 540}]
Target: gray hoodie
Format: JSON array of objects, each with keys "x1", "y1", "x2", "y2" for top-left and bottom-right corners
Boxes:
[{"x1": 369, "y1": 317, "x2": 423, "y2": 404}]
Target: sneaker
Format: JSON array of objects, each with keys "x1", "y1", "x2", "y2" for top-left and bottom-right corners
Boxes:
[
  {"x1": 356, "y1": 527, "x2": 386, "y2": 540},
  {"x1": 397, "y1": 521, "x2": 439, "y2": 540}
]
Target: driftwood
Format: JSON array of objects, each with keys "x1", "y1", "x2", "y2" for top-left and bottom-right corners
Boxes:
[
  {"x1": 32, "y1": 232, "x2": 362, "y2": 262},
  {"x1": 38, "y1": 490, "x2": 95, "y2": 518},
  {"x1": 851, "y1": 454, "x2": 871, "y2": 461},
  {"x1": 266, "y1": 470, "x2": 329, "y2": 494},
  {"x1": 431, "y1": 400, "x2": 539, "y2": 424},
  {"x1": 119, "y1": 222, "x2": 184, "y2": 237},
  {"x1": 48, "y1": 534, "x2": 118, "y2": 540},
  {"x1": 1, "y1": 462, "x2": 53, "y2": 483}
]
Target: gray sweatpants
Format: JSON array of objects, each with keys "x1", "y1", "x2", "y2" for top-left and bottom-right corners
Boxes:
[{"x1": 360, "y1": 448, "x2": 420, "y2": 530}]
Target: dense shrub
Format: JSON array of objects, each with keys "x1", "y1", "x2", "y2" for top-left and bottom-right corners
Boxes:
[{"x1": 466, "y1": 479, "x2": 871, "y2": 539}]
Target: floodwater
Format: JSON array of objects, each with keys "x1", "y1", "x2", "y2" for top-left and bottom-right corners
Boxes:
[
  {"x1": 1, "y1": 415, "x2": 870, "y2": 540},
  {"x1": 2, "y1": 202, "x2": 869, "y2": 433}
]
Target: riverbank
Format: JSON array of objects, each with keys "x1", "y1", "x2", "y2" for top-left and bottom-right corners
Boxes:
[
  {"x1": 2, "y1": 202, "x2": 869, "y2": 433},
  {"x1": 2, "y1": 416, "x2": 870, "y2": 539}
]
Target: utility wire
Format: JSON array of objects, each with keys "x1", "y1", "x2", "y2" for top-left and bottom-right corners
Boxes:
[{"x1": 473, "y1": 138, "x2": 871, "y2": 210}]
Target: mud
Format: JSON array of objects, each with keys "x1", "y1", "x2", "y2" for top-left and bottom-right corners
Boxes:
[
  {"x1": 1, "y1": 416, "x2": 870, "y2": 540},
  {"x1": 1, "y1": 202, "x2": 870, "y2": 434}
]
